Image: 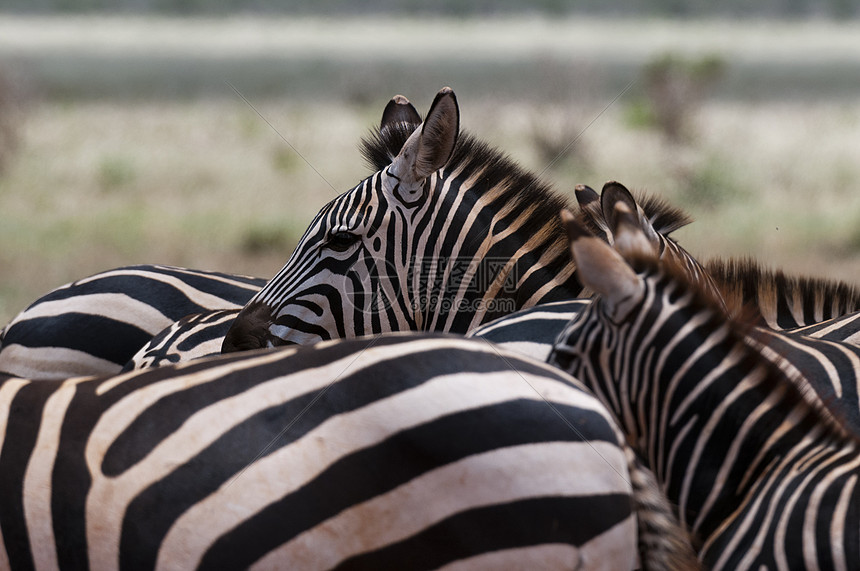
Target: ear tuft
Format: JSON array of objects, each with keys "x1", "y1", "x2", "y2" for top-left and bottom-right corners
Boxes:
[{"x1": 389, "y1": 87, "x2": 460, "y2": 184}]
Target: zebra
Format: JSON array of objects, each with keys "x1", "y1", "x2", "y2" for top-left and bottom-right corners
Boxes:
[
  {"x1": 0, "y1": 333, "x2": 699, "y2": 570},
  {"x1": 123, "y1": 180, "x2": 705, "y2": 370},
  {"x1": 706, "y1": 256, "x2": 860, "y2": 337},
  {"x1": 222, "y1": 86, "x2": 580, "y2": 351},
  {"x1": 0, "y1": 265, "x2": 266, "y2": 380},
  {"x1": 549, "y1": 205, "x2": 860, "y2": 569}
]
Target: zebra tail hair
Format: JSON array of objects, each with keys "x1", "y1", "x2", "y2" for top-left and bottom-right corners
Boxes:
[{"x1": 627, "y1": 448, "x2": 702, "y2": 570}]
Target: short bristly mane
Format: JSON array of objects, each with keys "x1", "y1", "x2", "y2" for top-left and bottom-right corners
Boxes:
[
  {"x1": 627, "y1": 252, "x2": 858, "y2": 443},
  {"x1": 361, "y1": 122, "x2": 420, "y2": 171},
  {"x1": 636, "y1": 193, "x2": 693, "y2": 235},
  {"x1": 705, "y1": 257, "x2": 860, "y2": 325}
]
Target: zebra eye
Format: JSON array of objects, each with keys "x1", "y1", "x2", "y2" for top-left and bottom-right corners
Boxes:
[{"x1": 326, "y1": 230, "x2": 359, "y2": 253}]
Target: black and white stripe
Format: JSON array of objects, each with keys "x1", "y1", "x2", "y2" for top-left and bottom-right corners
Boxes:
[
  {"x1": 0, "y1": 265, "x2": 265, "y2": 379},
  {"x1": 550, "y1": 209, "x2": 860, "y2": 569},
  {"x1": 1, "y1": 334, "x2": 675, "y2": 569},
  {"x1": 124, "y1": 180, "x2": 702, "y2": 370}
]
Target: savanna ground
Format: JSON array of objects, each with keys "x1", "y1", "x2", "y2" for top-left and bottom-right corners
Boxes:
[{"x1": 0, "y1": 16, "x2": 859, "y2": 324}]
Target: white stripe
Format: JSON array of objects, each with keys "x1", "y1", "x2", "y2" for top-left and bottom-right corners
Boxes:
[
  {"x1": 0, "y1": 344, "x2": 121, "y2": 380},
  {"x1": 4, "y1": 293, "x2": 174, "y2": 334},
  {"x1": 0, "y1": 378, "x2": 29, "y2": 571},
  {"x1": 23, "y1": 377, "x2": 89, "y2": 571},
  {"x1": 831, "y1": 473, "x2": 857, "y2": 571}
]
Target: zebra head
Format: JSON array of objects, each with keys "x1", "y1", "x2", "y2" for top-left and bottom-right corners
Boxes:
[
  {"x1": 223, "y1": 88, "x2": 577, "y2": 352},
  {"x1": 577, "y1": 181, "x2": 726, "y2": 308}
]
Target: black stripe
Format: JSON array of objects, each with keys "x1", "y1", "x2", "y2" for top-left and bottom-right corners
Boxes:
[
  {"x1": 3, "y1": 314, "x2": 154, "y2": 366},
  {"x1": 334, "y1": 495, "x2": 632, "y2": 570},
  {"x1": 0, "y1": 381, "x2": 61, "y2": 571}
]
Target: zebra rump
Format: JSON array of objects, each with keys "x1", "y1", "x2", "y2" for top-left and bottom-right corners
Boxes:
[{"x1": 1, "y1": 334, "x2": 646, "y2": 570}]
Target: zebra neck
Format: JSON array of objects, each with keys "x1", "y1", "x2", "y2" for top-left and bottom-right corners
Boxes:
[
  {"x1": 641, "y1": 304, "x2": 845, "y2": 542},
  {"x1": 411, "y1": 176, "x2": 582, "y2": 333}
]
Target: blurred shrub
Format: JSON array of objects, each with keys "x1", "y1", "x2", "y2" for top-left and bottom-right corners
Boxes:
[
  {"x1": 529, "y1": 111, "x2": 590, "y2": 172},
  {"x1": 271, "y1": 146, "x2": 300, "y2": 174},
  {"x1": 98, "y1": 155, "x2": 137, "y2": 191},
  {"x1": 674, "y1": 153, "x2": 743, "y2": 209},
  {"x1": 240, "y1": 224, "x2": 294, "y2": 254},
  {"x1": 0, "y1": 67, "x2": 24, "y2": 174},
  {"x1": 633, "y1": 52, "x2": 726, "y2": 142}
]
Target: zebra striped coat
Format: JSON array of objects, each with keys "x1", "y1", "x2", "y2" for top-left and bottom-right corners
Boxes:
[
  {"x1": 550, "y1": 208, "x2": 860, "y2": 569},
  {"x1": 0, "y1": 265, "x2": 265, "y2": 380},
  {"x1": 0, "y1": 334, "x2": 697, "y2": 570}
]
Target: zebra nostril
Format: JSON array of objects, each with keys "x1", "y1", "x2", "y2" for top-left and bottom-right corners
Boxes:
[{"x1": 222, "y1": 301, "x2": 273, "y2": 354}]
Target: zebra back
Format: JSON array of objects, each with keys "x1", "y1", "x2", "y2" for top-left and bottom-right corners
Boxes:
[
  {"x1": 470, "y1": 182, "x2": 723, "y2": 363},
  {"x1": 2, "y1": 334, "x2": 651, "y2": 569},
  {"x1": 0, "y1": 265, "x2": 265, "y2": 380}
]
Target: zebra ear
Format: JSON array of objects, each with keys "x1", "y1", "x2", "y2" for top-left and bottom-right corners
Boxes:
[
  {"x1": 601, "y1": 181, "x2": 661, "y2": 250},
  {"x1": 387, "y1": 87, "x2": 459, "y2": 188},
  {"x1": 561, "y1": 209, "x2": 644, "y2": 321},
  {"x1": 380, "y1": 94, "x2": 421, "y2": 131},
  {"x1": 611, "y1": 201, "x2": 658, "y2": 262},
  {"x1": 574, "y1": 184, "x2": 609, "y2": 240}
]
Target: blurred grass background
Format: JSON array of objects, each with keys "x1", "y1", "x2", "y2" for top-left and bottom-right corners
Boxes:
[{"x1": 1, "y1": 13, "x2": 859, "y2": 324}]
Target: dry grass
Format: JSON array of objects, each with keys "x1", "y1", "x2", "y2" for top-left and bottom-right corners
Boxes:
[
  {"x1": 2, "y1": 96, "x2": 859, "y2": 324},
  {"x1": 0, "y1": 16, "x2": 858, "y2": 324}
]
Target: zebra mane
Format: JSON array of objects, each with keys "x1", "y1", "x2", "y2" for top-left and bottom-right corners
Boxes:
[
  {"x1": 628, "y1": 252, "x2": 858, "y2": 444},
  {"x1": 704, "y1": 257, "x2": 860, "y2": 325},
  {"x1": 635, "y1": 193, "x2": 693, "y2": 236}
]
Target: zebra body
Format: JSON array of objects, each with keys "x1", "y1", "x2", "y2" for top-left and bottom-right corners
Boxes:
[
  {"x1": 0, "y1": 265, "x2": 265, "y2": 380},
  {"x1": 789, "y1": 310, "x2": 860, "y2": 345},
  {"x1": 1, "y1": 334, "x2": 656, "y2": 570},
  {"x1": 550, "y1": 208, "x2": 860, "y2": 569}
]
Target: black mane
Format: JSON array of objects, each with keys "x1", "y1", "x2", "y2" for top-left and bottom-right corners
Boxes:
[{"x1": 705, "y1": 257, "x2": 860, "y2": 325}]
